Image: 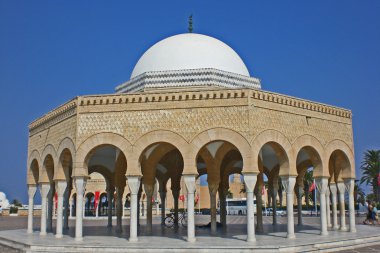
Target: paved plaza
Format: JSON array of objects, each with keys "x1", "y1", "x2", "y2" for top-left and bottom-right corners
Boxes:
[{"x1": 1, "y1": 215, "x2": 380, "y2": 252}]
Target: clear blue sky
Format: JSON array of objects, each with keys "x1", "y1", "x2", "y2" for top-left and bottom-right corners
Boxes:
[{"x1": 0, "y1": 1, "x2": 379, "y2": 203}]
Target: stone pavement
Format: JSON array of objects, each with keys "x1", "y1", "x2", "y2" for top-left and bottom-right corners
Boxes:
[{"x1": 1, "y1": 215, "x2": 380, "y2": 252}]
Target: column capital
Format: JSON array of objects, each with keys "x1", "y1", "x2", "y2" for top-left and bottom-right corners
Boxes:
[
  {"x1": 329, "y1": 183, "x2": 338, "y2": 195},
  {"x1": 315, "y1": 177, "x2": 329, "y2": 194},
  {"x1": 344, "y1": 178, "x2": 355, "y2": 194},
  {"x1": 336, "y1": 181, "x2": 346, "y2": 194},
  {"x1": 127, "y1": 176, "x2": 141, "y2": 194},
  {"x1": 56, "y1": 180, "x2": 67, "y2": 197},
  {"x1": 143, "y1": 183, "x2": 155, "y2": 196},
  {"x1": 28, "y1": 184, "x2": 37, "y2": 197},
  {"x1": 74, "y1": 177, "x2": 87, "y2": 195},
  {"x1": 280, "y1": 176, "x2": 296, "y2": 194},
  {"x1": 243, "y1": 173, "x2": 258, "y2": 193},
  {"x1": 39, "y1": 183, "x2": 50, "y2": 197},
  {"x1": 184, "y1": 174, "x2": 196, "y2": 193}
]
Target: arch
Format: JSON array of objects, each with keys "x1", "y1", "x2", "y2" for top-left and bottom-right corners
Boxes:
[
  {"x1": 293, "y1": 135, "x2": 326, "y2": 177},
  {"x1": 74, "y1": 132, "x2": 132, "y2": 177},
  {"x1": 41, "y1": 144, "x2": 57, "y2": 167},
  {"x1": 325, "y1": 139, "x2": 355, "y2": 179},
  {"x1": 251, "y1": 129, "x2": 294, "y2": 176},
  {"x1": 190, "y1": 128, "x2": 253, "y2": 174},
  {"x1": 129, "y1": 130, "x2": 190, "y2": 176},
  {"x1": 56, "y1": 137, "x2": 76, "y2": 180},
  {"x1": 27, "y1": 150, "x2": 41, "y2": 185},
  {"x1": 40, "y1": 145, "x2": 57, "y2": 183}
]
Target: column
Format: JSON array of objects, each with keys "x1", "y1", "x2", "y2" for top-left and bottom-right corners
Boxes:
[
  {"x1": 172, "y1": 188, "x2": 180, "y2": 228},
  {"x1": 159, "y1": 189, "x2": 167, "y2": 225},
  {"x1": 27, "y1": 185, "x2": 37, "y2": 234},
  {"x1": 208, "y1": 182, "x2": 219, "y2": 234},
  {"x1": 116, "y1": 186, "x2": 124, "y2": 233},
  {"x1": 281, "y1": 176, "x2": 296, "y2": 239},
  {"x1": 74, "y1": 177, "x2": 86, "y2": 241},
  {"x1": 219, "y1": 187, "x2": 227, "y2": 228},
  {"x1": 122, "y1": 196, "x2": 126, "y2": 217},
  {"x1": 144, "y1": 183, "x2": 155, "y2": 234},
  {"x1": 272, "y1": 181, "x2": 279, "y2": 225},
  {"x1": 69, "y1": 198, "x2": 73, "y2": 218},
  {"x1": 254, "y1": 183, "x2": 264, "y2": 233},
  {"x1": 315, "y1": 178, "x2": 328, "y2": 236},
  {"x1": 337, "y1": 182, "x2": 347, "y2": 231},
  {"x1": 55, "y1": 180, "x2": 67, "y2": 238},
  {"x1": 127, "y1": 176, "x2": 141, "y2": 242},
  {"x1": 330, "y1": 183, "x2": 339, "y2": 230},
  {"x1": 296, "y1": 186, "x2": 304, "y2": 226},
  {"x1": 46, "y1": 183, "x2": 55, "y2": 233},
  {"x1": 39, "y1": 183, "x2": 50, "y2": 236},
  {"x1": 344, "y1": 179, "x2": 356, "y2": 233},
  {"x1": 184, "y1": 175, "x2": 196, "y2": 242},
  {"x1": 326, "y1": 189, "x2": 332, "y2": 228},
  {"x1": 106, "y1": 185, "x2": 114, "y2": 228},
  {"x1": 63, "y1": 186, "x2": 71, "y2": 230},
  {"x1": 243, "y1": 173, "x2": 258, "y2": 242}
]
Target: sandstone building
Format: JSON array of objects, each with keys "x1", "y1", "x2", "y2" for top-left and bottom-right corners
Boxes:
[{"x1": 26, "y1": 32, "x2": 356, "y2": 242}]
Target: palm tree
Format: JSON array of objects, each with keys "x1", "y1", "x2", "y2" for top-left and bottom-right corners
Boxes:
[
  {"x1": 303, "y1": 169, "x2": 313, "y2": 210},
  {"x1": 360, "y1": 150, "x2": 380, "y2": 201},
  {"x1": 354, "y1": 180, "x2": 365, "y2": 206}
]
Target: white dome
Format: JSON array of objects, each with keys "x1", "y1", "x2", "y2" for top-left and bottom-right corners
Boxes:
[{"x1": 131, "y1": 33, "x2": 250, "y2": 79}]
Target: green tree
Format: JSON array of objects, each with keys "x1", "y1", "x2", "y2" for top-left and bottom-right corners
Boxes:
[
  {"x1": 354, "y1": 180, "x2": 365, "y2": 206},
  {"x1": 303, "y1": 169, "x2": 313, "y2": 210},
  {"x1": 12, "y1": 199, "x2": 22, "y2": 207},
  {"x1": 360, "y1": 150, "x2": 380, "y2": 201}
]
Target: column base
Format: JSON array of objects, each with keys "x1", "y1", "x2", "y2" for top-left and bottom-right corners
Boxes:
[
  {"x1": 340, "y1": 226, "x2": 348, "y2": 231},
  {"x1": 333, "y1": 225, "x2": 339, "y2": 230},
  {"x1": 55, "y1": 234, "x2": 63, "y2": 239},
  {"x1": 27, "y1": 229, "x2": 33, "y2": 234},
  {"x1": 187, "y1": 237, "x2": 196, "y2": 242},
  {"x1": 327, "y1": 224, "x2": 332, "y2": 228},
  {"x1": 320, "y1": 231, "x2": 328, "y2": 236},
  {"x1": 39, "y1": 232, "x2": 47, "y2": 236},
  {"x1": 129, "y1": 237, "x2": 138, "y2": 242},
  {"x1": 350, "y1": 228, "x2": 357, "y2": 233},
  {"x1": 287, "y1": 233, "x2": 295, "y2": 239},
  {"x1": 75, "y1": 237, "x2": 83, "y2": 242},
  {"x1": 247, "y1": 236, "x2": 256, "y2": 242}
]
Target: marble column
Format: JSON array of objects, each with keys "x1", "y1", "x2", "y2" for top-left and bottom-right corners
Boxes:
[
  {"x1": 172, "y1": 188, "x2": 180, "y2": 228},
  {"x1": 296, "y1": 186, "x2": 304, "y2": 226},
  {"x1": 326, "y1": 188, "x2": 332, "y2": 228},
  {"x1": 122, "y1": 196, "x2": 126, "y2": 217},
  {"x1": 159, "y1": 189, "x2": 167, "y2": 225},
  {"x1": 344, "y1": 179, "x2": 356, "y2": 233},
  {"x1": 74, "y1": 177, "x2": 87, "y2": 241},
  {"x1": 127, "y1": 176, "x2": 141, "y2": 242},
  {"x1": 116, "y1": 186, "x2": 125, "y2": 233},
  {"x1": 184, "y1": 175, "x2": 196, "y2": 242},
  {"x1": 63, "y1": 186, "x2": 71, "y2": 230},
  {"x1": 208, "y1": 182, "x2": 219, "y2": 234},
  {"x1": 254, "y1": 174, "x2": 264, "y2": 233},
  {"x1": 27, "y1": 185, "x2": 37, "y2": 234},
  {"x1": 337, "y1": 182, "x2": 347, "y2": 231},
  {"x1": 39, "y1": 183, "x2": 50, "y2": 236},
  {"x1": 55, "y1": 180, "x2": 67, "y2": 238},
  {"x1": 315, "y1": 178, "x2": 328, "y2": 236},
  {"x1": 281, "y1": 176, "x2": 296, "y2": 239},
  {"x1": 106, "y1": 185, "x2": 114, "y2": 228},
  {"x1": 69, "y1": 198, "x2": 73, "y2": 218},
  {"x1": 219, "y1": 187, "x2": 228, "y2": 228},
  {"x1": 46, "y1": 183, "x2": 55, "y2": 233},
  {"x1": 144, "y1": 183, "x2": 155, "y2": 234},
  {"x1": 272, "y1": 180, "x2": 279, "y2": 226},
  {"x1": 243, "y1": 173, "x2": 258, "y2": 242},
  {"x1": 330, "y1": 183, "x2": 339, "y2": 230}
]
